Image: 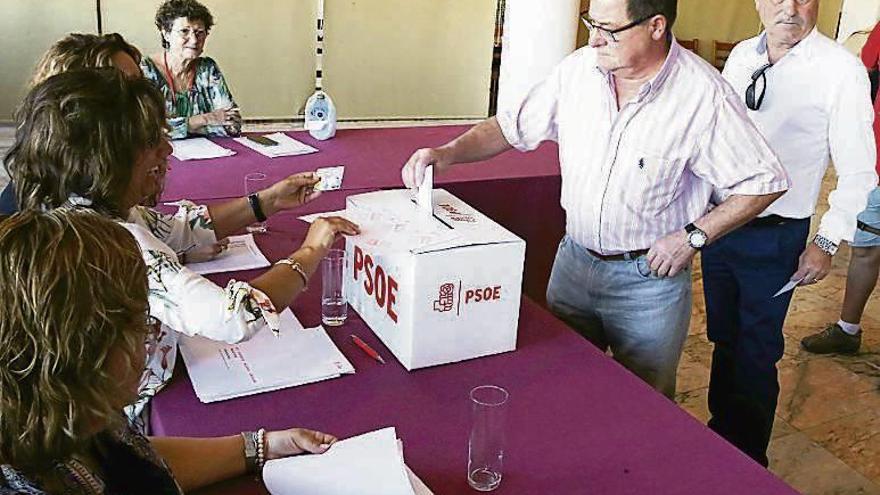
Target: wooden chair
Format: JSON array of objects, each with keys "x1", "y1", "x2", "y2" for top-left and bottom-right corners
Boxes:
[
  {"x1": 678, "y1": 38, "x2": 699, "y2": 54},
  {"x1": 713, "y1": 40, "x2": 737, "y2": 71}
]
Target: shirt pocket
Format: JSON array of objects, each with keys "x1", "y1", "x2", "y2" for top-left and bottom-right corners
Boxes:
[{"x1": 625, "y1": 153, "x2": 688, "y2": 215}]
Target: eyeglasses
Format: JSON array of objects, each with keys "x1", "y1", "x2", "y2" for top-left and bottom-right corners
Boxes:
[
  {"x1": 769, "y1": 0, "x2": 813, "y2": 5},
  {"x1": 172, "y1": 27, "x2": 208, "y2": 39},
  {"x1": 580, "y1": 12, "x2": 660, "y2": 43},
  {"x1": 745, "y1": 63, "x2": 772, "y2": 111}
]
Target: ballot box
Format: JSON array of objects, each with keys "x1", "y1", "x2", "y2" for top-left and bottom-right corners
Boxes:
[{"x1": 344, "y1": 189, "x2": 525, "y2": 370}]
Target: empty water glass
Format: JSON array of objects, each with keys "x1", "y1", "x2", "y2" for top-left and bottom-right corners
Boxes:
[
  {"x1": 467, "y1": 385, "x2": 509, "y2": 492},
  {"x1": 244, "y1": 172, "x2": 268, "y2": 233},
  {"x1": 322, "y1": 249, "x2": 347, "y2": 326}
]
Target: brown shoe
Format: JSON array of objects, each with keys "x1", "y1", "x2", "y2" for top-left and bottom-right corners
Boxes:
[{"x1": 801, "y1": 323, "x2": 861, "y2": 355}]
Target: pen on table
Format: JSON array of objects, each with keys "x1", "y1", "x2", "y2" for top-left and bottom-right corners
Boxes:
[{"x1": 350, "y1": 334, "x2": 385, "y2": 364}]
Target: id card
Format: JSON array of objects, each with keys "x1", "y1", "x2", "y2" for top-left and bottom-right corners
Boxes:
[{"x1": 315, "y1": 166, "x2": 345, "y2": 191}]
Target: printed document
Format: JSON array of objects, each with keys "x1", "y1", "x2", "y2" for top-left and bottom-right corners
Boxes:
[{"x1": 185, "y1": 234, "x2": 270, "y2": 275}]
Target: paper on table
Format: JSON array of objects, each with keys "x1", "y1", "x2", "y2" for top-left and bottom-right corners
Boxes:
[
  {"x1": 185, "y1": 234, "x2": 270, "y2": 275},
  {"x1": 263, "y1": 427, "x2": 427, "y2": 495},
  {"x1": 297, "y1": 210, "x2": 351, "y2": 224},
  {"x1": 171, "y1": 137, "x2": 236, "y2": 161},
  {"x1": 234, "y1": 132, "x2": 319, "y2": 158},
  {"x1": 178, "y1": 310, "x2": 354, "y2": 403},
  {"x1": 773, "y1": 276, "x2": 805, "y2": 298},
  {"x1": 416, "y1": 166, "x2": 433, "y2": 214}
]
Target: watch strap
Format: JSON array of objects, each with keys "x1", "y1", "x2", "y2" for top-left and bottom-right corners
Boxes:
[{"x1": 247, "y1": 193, "x2": 267, "y2": 222}]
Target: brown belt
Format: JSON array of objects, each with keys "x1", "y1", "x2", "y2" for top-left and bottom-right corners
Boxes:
[
  {"x1": 858, "y1": 220, "x2": 880, "y2": 236},
  {"x1": 586, "y1": 248, "x2": 649, "y2": 262}
]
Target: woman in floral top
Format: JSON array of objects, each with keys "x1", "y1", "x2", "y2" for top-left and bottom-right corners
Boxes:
[
  {"x1": 4, "y1": 70, "x2": 359, "y2": 426},
  {"x1": 0, "y1": 210, "x2": 337, "y2": 494},
  {"x1": 142, "y1": 0, "x2": 241, "y2": 139}
]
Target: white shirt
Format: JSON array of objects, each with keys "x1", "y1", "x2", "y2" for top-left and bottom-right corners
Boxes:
[
  {"x1": 497, "y1": 40, "x2": 789, "y2": 254},
  {"x1": 723, "y1": 29, "x2": 878, "y2": 244}
]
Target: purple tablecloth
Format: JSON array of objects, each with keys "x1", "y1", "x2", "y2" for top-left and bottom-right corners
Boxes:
[
  {"x1": 150, "y1": 192, "x2": 796, "y2": 495},
  {"x1": 161, "y1": 125, "x2": 565, "y2": 305},
  {"x1": 161, "y1": 125, "x2": 561, "y2": 201}
]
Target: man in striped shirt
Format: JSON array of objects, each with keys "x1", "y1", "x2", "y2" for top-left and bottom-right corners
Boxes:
[{"x1": 401, "y1": 0, "x2": 789, "y2": 399}]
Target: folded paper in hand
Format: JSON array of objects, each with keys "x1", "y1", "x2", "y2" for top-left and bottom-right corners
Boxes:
[
  {"x1": 171, "y1": 137, "x2": 236, "y2": 161},
  {"x1": 234, "y1": 132, "x2": 319, "y2": 158},
  {"x1": 263, "y1": 427, "x2": 432, "y2": 495},
  {"x1": 178, "y1": 310, "x2": 354, "y2": 403}
]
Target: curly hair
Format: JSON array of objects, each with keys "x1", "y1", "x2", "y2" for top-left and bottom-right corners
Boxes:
[
  {"x1": 155, "y1": 0, "x2": 215, "y2": 49},
  {"x1": 0, "y1": 208, "x2": 148, "y2": 473},
  {"x1": 3, "y1": 69, "x2": 166, "y2": 216},
  {"x1": 29, "y1": 32, "x2": 142, "y2": 88}
]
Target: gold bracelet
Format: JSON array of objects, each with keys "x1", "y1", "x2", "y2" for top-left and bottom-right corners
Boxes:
[{"x1": 275, "y1": 257, "x2": 309, "y2": 288}]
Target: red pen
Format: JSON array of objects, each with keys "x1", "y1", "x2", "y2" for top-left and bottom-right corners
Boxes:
[{"x1": 350, "y1": 335, "x2": 385, "y2": 364}]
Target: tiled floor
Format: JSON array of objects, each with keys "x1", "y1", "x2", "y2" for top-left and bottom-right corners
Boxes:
[
  {"x1": 2, "y1": 121, "x2": 878, "y2": 493},
  {"x1": 677, "y1": 173, "x2": 880, "y2": 494}
]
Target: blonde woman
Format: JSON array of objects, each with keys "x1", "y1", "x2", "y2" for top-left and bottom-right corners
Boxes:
[
  {"x1": 1, "y1": 32, "x2": 144, "y2": 215},
  {"x1": 0, "y1": 209, "x2": 337, "y2": 493}
]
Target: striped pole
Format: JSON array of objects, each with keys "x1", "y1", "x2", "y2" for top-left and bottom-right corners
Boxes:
[{"x1": 315, "y1": 0, "x2": 325, "y2": 91}]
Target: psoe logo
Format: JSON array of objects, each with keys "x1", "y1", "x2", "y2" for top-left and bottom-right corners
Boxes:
[
  {"x1": 432, "y1": 282, "x2": 502, "y2": 314},
  {"x1": 433, "y1": 283, "x2": 455, "y2": 312}
]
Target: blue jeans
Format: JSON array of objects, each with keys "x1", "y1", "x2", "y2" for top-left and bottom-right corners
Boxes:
[
  {"x1": 546, "y1": 236, "x2": 692, "y2": 399},
  {"x1": 702, "y1": 217, "x2": 810, "y2": 467},
  {"x1": 853, "y1": 186, "x2": 880, "y2": 248}
]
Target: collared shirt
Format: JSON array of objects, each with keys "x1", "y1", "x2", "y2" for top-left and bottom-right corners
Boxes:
[
  {"x1": 497, "y1": 40, "x2": 789, "y2": 254},
  {"x1": 723, "y1": 28, "x2": 878, "y2": 244}
]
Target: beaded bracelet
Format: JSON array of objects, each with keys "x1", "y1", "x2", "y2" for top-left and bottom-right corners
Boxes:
[{"x1": 256, "y1": 428, "x2": 267, "y2": 470}]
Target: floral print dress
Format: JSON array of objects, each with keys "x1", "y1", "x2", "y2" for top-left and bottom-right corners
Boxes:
[
  {"x1": 119, "y1": 201, "x2": 280, "y2": 427},
  {"x1": 141, "y1": 56, "x2": 241, "y2": 140}
]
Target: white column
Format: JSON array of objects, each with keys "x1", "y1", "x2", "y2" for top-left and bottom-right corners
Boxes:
[
  {"x1": 838, "y1": 0, "x2": 880, "y2": 42},
  {"x1": 497, "y1": 0, "x2": 580, "y2": 114}
]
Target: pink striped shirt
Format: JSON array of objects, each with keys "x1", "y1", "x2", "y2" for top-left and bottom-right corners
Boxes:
[{"x1": 497, "y1": 41, "x2": 789, "y2": 254}]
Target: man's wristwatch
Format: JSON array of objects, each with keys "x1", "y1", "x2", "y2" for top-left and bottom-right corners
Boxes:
[
  {"x1": 812, "y1": 234, "x2": 838, "y2": 256},
  {"x1": 685, "y1": 223, "x2": 708, "y2": 250}
]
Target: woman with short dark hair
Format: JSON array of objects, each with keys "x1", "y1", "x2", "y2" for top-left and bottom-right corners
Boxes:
[{"x1": 142, "y1": 0, "x2": 241, "y2": 139}]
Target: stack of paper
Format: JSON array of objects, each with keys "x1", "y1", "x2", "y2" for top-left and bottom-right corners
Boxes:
[
  {"x1": 234, "y1": 132, "x2": 319, "y2": 158},
  {"x1": 171, "y1": 137, "x2": 236, "y2": 161},
  {"x1": 263, "y1": 427, "x2": 433, "y2": 495},
  {"x1": 178, "y1": 310, "x2": 354, "y2": 403},
  {"x1": 185, "y1": 234, "x2": 270, "y2": 275}
]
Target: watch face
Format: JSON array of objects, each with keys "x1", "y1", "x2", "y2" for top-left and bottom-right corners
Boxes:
[{"x1": 689, "y1": 231, "x2": 707, "y2": 248}]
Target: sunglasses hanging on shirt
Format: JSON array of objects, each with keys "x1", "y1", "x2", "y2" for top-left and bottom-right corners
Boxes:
[{"x1": 745, "y1": 63, "x2": 772, "y2": 111}]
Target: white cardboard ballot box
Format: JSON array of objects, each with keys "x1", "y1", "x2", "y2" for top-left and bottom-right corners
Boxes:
[{"x1": 344, "y1": 189, "x2": 525, "y2": 370}]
